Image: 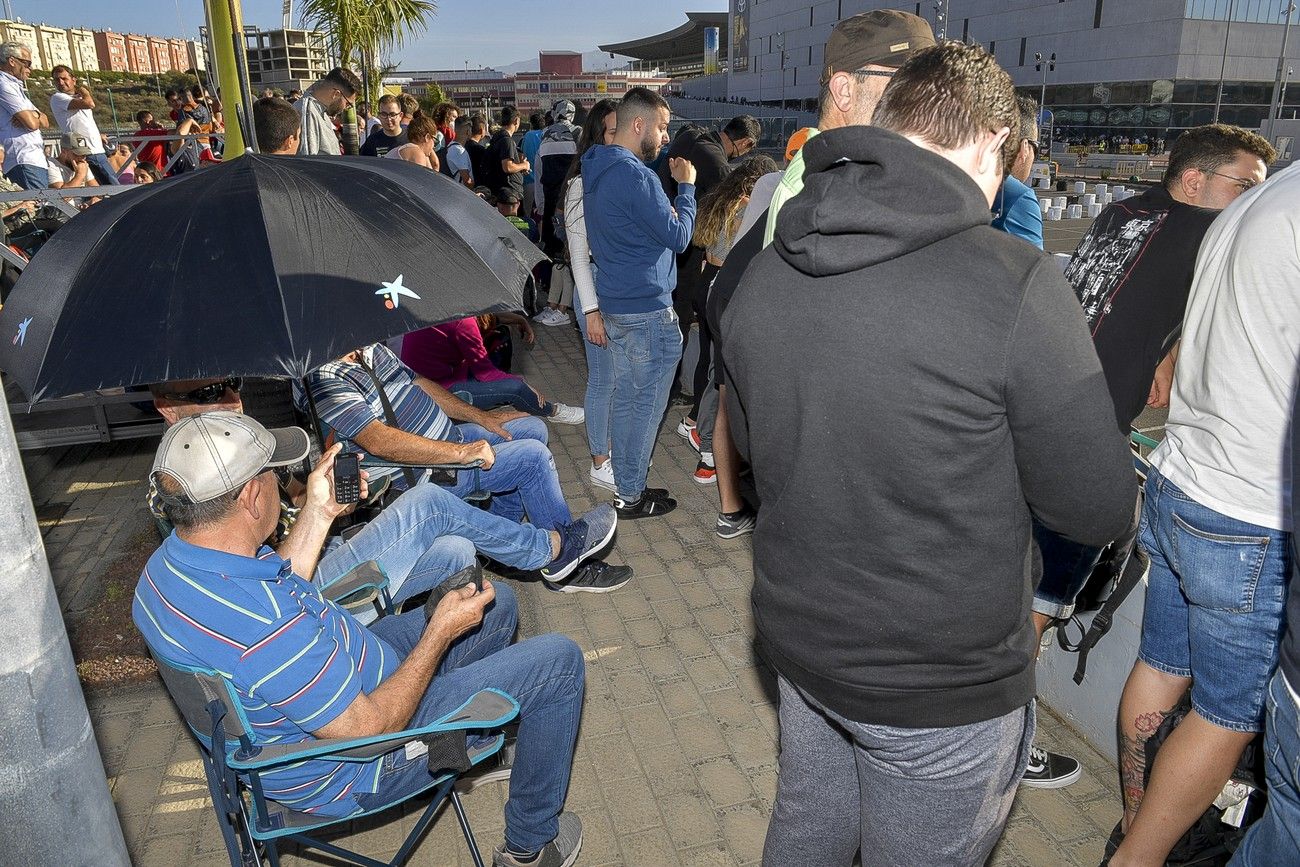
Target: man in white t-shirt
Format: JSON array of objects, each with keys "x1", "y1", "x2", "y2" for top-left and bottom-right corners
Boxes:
[
  {"x1": 1108, "y1": 163, "x2": 1300, "y2": 866},
  {"x1": 0, "y1": 42, "x2": 48, "y2": 190},
  {"x1": 444, "y1": 116, "x2": 474, "y2": 188},
  {"x1": 49, "y1": 65, "x2": 118, "y2": 186}
]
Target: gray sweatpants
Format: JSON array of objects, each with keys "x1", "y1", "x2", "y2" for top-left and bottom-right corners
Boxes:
[{"x1": 763, "y1": 676, "x2": 1034, "y2": 867}]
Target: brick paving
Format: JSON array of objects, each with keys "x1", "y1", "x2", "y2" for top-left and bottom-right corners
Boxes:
[{"x1": 29, "y1": 323, "x2": 1121, "y2": 866}]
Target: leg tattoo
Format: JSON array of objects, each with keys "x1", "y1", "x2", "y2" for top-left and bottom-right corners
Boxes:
[{"x1": 1119, "y1": 708, "x2": 1173, "y2": 822}]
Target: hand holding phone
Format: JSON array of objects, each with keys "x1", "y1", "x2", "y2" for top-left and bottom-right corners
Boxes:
[{"x1": 333, "y1": 453, "x2": 361, "y2": 505}]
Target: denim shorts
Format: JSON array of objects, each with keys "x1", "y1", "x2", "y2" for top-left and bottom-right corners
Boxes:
[
  {"x1": 1137, "y1": 468, "x2": 1291, "y2": 733},
  {"x1": 1032, "y1": 519, "x2": 1105, "y2": 619}
]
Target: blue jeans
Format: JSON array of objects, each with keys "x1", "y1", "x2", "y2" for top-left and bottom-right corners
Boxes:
[
  {"x1": 1230, "y1": 671, "x2": 1300, "y2": 865},
  {"x1": 5, "y1": 163, "x2": 47, "y2": 190},
  {"x1": 603, "y1": 307, "x2": 682, "y2": 499},
  {"x1": 85, "y1": 152, "x2": 121, "y2": 185},
  {"x1": 360, "y1": 588, "x2": 585, "y2": 853},
  {"x1": 1032, "y1": 519, "x2": 1105, "y2": 619},
  {"x1": 1138, "y1": 468, "x2": 1291, "y2": 732},
  {"x1": 763, "y1": 676, "x2": 1033, "y2": 867},
  {"x1": 577, "y1": 306, "x2": 615, "y2": 459},
  {"x1": 450, "y1": 417, "x2": 571, "y2": 531},
  {"x1": 315, "y1": 482, "x2": 554, "y2": 625},
  {"x1": 450, "y1": 377, "x2": 555, "y2": 417}
]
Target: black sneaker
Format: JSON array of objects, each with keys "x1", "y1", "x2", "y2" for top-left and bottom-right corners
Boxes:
[
  {"x1": 614, "y1": 488, "x2": 677, "y2": 519},
  {"x1": 539, "y1": 505, "x2": 617, "y2": 582},
  {"x1": 1020, "y1": 745, "x2": 1082, "y2": 788},
  {"x1": 544, "y1": 560, "x2": 633, "y2": 593},
  {"x1": 716, "y1": 507, "x2": 756, "y2": 539}
]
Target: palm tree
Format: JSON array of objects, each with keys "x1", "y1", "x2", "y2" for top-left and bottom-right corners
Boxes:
[{"x1": 301, "y1": 0, "x2": 436, "y2": 105}]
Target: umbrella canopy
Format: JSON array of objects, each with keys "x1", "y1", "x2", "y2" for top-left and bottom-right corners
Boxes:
[{"x1": 0, "y1": 154, "x2": 546, "y2": 401}]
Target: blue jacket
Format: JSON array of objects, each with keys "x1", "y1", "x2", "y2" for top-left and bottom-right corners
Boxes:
[
  {"x1": 582, "y1": 144, "x2": 696, "y2": 313},
  {"x1": 991, "y1": 175, "x2": 1044, "y2": 249}
]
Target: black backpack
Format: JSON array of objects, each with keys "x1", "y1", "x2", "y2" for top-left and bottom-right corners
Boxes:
[{"x1": 436, "y1": 145, "x2": 454, "y2": 178}]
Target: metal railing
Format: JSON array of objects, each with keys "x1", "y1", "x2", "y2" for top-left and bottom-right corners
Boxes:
[{"x1": 42, "y1": 130, "x2": 226, "y2": 179}]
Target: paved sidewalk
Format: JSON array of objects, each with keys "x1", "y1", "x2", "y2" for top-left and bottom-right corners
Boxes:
[{"x1": 31, "y1": 323, "x2": 1121, "y2": 866}]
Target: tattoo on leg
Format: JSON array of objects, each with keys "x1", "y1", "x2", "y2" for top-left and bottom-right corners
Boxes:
[{"x1": 1119, "y1": 709, "x2": 1173, "y2": 820}]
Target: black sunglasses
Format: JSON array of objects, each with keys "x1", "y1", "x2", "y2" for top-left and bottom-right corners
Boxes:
[
  {"x1": 161, "y1": 377, "x2": 243, "y2": 404},
  {"x1": 1025, "y1": 139, "x2": 1043, "y2": 159}
]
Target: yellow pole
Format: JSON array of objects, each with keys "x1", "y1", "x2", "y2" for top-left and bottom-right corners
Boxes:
[{"x1": 205, "y1": 0, "x2": 247, "y2": 155}]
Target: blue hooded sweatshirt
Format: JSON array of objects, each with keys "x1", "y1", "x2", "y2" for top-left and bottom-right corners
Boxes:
[{"x1": 581, "y1": 144, "x2": 696, "y2": 314}]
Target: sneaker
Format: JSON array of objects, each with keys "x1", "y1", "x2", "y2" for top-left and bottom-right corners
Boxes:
[
  {"x1": 536, "y1": 307, "x2": 569, "y2": 327},
  {"x1": 532, "y1": 307, "x2": 554, "y2": 323},
  {"x1": 676, "y1": 417, "x2": 696, "y2": 440},
  {"x1": 589, "y1": 460, "x2": 615, "y2": 491},
  {"x1": 614, "y1": 488, "x2": 677, "y2": 519},
  {"x1": 1021, "y1": 745, "x2": 1082, "y2": 788},
  {"x1": 687, "y1": 427, "x2": 702, "y2": 452},
  {"x1": 694, "y1": 453, "x2": 716, "y2": 485},
  {"x1": 548, "y1": 403, "x2": 585, "y2": 425},
  {"x1": 716, "y1": 507, "x2": 756, "y2": 539},
  {"x1": 455, "y1": 736, "x2": 514, "y2": 793},
  {"x1": 493, "y1": 812, "x2": 582, "y2": 867},
  {"x1": 539, "y1": 505, "x2": 617, "y2": 582},
  {"x1": 545, "y1": 560, "x2": 633, "y2": 593}
]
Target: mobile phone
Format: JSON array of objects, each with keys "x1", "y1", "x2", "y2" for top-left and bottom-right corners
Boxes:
[{"x1": 333, "y1": 453, "x2": 361, "y2": 505}]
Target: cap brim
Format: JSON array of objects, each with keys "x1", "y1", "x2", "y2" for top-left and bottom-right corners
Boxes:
[{"x1": 265, "y1": 426, "x2": 310, "y2": 467}]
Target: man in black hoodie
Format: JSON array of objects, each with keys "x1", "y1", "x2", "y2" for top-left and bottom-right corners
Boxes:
[{"x1": 722, "y1": 42, "x2": 1134, "y2": 865}]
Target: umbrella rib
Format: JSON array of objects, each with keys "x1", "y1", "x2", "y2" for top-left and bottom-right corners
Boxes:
[{"x1": 254, "y1": 158, "x2": 301, "y2": 377}]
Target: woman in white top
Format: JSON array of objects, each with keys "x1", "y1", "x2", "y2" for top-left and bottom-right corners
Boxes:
[
  {"x1": 560, "y1": 99, "x2": 619, "y2": 492},
  {"x1": 385, "y1": 112, "x2": 441, "y2": 173}
]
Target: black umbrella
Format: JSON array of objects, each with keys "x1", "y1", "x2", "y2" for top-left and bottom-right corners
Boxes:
[{"x1": 0, "y1": 154, "x2": 546, "y2": 401}]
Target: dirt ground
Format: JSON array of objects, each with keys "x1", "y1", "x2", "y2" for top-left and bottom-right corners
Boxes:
[{"x1": 67, "y1": 522, "x2": 159, "y2": 689}]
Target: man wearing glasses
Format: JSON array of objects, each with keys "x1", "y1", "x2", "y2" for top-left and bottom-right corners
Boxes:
[
  {"x1": 359, "y1": 94, "x2": 407, "y2": 158},
  {"x1": 296, "y1": 67, "x2": 361, "y2": 156},
  {"x1": 991, "y1": 96, "x2": 1045, "y2": 249},
  {"x1": 0, "y1": 43, "x2": 49, "y2": 190}
]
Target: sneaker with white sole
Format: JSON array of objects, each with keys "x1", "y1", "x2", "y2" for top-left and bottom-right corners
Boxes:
[
  {"x1": 676, "y1": 417, "x2": 696, "y2": 440},
  {"x1": 1020, "y1": 745, "x2": 1082, "y2": 788},
  {"x1": 614, "y1": 488, "x2": 677, "y2": 519},
  {"x1": 455, "y1": 737, "x2": 514, "y2": 793},
  {"x1": 535, "y1": 307, "x2": 569, "y2": 327},
  {"x1": 716, "y1": 507, "x2": 756, "y2": 538},
  {"x1": 589, "y1": 460, "x2": 615, "y2": 491},
  {"x1": 544, "y1": 560, "x2": 633, "y2": 593},
  {"x1": 694, "y1": 452, "x2": 716, "y2": 485},
  {"x1": 493, "y1": 812, "x2": 582, "y2": 867},
  {"x1": 539, "y1": 505, "x2": 617, "y2": 582},
  {"x1": 548, "y1": 403, "x2": 585, "y2": 425}
]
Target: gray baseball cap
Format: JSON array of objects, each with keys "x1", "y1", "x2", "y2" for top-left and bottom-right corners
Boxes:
[{"x1": 152, "y1": 411, "x2": 309, "y2": 504}]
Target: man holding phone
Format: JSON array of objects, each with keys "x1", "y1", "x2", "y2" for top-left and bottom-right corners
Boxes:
[{"x1": 135, "y1": 412, "x2": 587, "y2": 867}]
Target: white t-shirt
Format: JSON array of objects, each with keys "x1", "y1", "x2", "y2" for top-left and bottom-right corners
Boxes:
[
  {"x1": 1150, "y1": 162, "x2": 1300, "y2": 530},
  {"x1": 49, "y1": 91, "x2": 105, "y2": 154},
  {"x1": 0, "y1": 70, "x2": 43, "y2": 170},
  {"x1": 446, "y1": 142, "x2": 472, "y2": 181}
]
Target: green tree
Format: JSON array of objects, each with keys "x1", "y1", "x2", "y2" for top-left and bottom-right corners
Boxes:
[
  {"x1": 301, "y1": 0, "x2": 437, "y2": 105},
  {"x1": 417, "y1": 82, "x2": 446, "y2": 114}
]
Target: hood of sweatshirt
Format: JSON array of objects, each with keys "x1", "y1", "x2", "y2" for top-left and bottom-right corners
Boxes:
[
  {"x1": 774, "y1": 125, "x2": 995, "y2": 277},
  {"x1": 581, "y1": 143, "x2": 645, "y2": 195}
]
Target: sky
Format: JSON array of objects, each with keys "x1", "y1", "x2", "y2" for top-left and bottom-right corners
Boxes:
[{"x1": 23, "y1": 0, "x2": 723, "y2": 70}]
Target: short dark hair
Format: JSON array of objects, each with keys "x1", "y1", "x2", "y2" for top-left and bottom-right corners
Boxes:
[
  {"x1": 135, "y1": 109, "x2": 153, "y2": 124},
  {"x1": 499, "y1": 105, "x2": 520, "y2": 128},
  {"x1": 722, "y1": 115, "x2": 761, "y2": 145},
  {"x1": 323, "y1": 67, "x2": 362, "y2": 96},
  {"x1": 471, "y1": 114, "x2": 487, "y2": 135},
  {"x1": 529, "y1": 112, "x2": 545, "y2": 130},
  {"x1": 155, "y1": 472, "x2": 245, "y2": 531},
  {"x1": 164, "y1": 88, "x2": 180, "y2": 100},
  {"x1": 378, "y1": 93, "x2": 400, "y2": 110},
  {"x1": 616, "y1": 87, "x2": 669, "y2": 129},
  {"x1": 872, "y1": 42, "x2": 1019, "y2": 171},
  {"x1": 1163, "y1": 123, "x2": 1277, "y2": 190},
  {"x1": 254, "y1": 96, "x2": 301, "y2": 153},
  {"x1": 135, "y1": 161, "x2": 162, "y2": 182},
  {"x1": 51, "y1": 64, "x2": 72, "y2": 78}
]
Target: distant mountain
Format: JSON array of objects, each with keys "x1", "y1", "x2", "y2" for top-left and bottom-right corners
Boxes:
[{"x1": 498, "y1": 50, "x2": 635, "y2": 74}]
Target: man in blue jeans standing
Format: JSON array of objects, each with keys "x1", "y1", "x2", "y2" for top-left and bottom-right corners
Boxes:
[
  {"x1": 0, "y1": 42, "x2": 49, "y2": 191},
  {"x1": 582, "y1": 86, "x2": 697, "y2": 518},
  {"x1": 134, "y1": 413, "x2": 586, "y2": 867}
]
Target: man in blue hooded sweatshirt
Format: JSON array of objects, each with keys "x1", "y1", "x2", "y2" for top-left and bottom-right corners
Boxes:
[{"x1": 582, "y1": 86, "x2": 698, "y2": 518}]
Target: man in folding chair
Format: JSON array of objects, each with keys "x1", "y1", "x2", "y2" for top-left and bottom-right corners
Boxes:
[{"x1": 134, "y1": 412, "x2": 587, "y2": 867}]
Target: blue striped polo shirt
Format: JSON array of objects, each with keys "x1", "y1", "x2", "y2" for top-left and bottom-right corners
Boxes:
[
  {"x1": 133, "y1": 533, "x2": 397, "y2": 818},
  {"x1": 305, "y1": 343, "x2": 458, "y2": 488}
]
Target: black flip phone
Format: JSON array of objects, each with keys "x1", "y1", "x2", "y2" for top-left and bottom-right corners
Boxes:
[{"x1": 333, "y1": 453, "x2": 361, "y2": 505}]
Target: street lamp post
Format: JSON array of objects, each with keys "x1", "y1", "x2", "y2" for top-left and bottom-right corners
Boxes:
[
  {"x1": 1266, "y1": 3, "x2": 1296, "y2": 140},
  {"x1": 1035, "y1": 51, "x2": 1056, "y2": 152},
  {"x1": 933, "y1": 0, "x2": 949, "y2": 40},
  {"x1": 1213, "y1": 0, "x2": 1238, "y2": 123}
]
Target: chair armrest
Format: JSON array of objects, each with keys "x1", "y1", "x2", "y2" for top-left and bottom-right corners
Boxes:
[
  {"x1": 360, "y1": 458, "x2": 485, "y2": 471},
  {"x1": 226, "y1": 688, "x2": 519, "y2": 770},
  {"x1": 320, "y1": 560, "x2": 388, "y2": 609}
]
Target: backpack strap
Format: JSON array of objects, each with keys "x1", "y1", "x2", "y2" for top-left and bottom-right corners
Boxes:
[{"x1": 1071, "y1": 546, "x2": 1148, "y2": 684}]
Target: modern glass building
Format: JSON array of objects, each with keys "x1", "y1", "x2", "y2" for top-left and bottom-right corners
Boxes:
[{"x1": 716, "y1": 0, "x2": 1298, "y2": 140}]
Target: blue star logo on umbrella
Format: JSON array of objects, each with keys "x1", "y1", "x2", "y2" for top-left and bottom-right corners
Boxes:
[
  {"x1": 377, "y1": 275, "x2": 420, "y2": 310},
  {"x1": 12, "y1": 316, "x2": 31, "y2": 346}
]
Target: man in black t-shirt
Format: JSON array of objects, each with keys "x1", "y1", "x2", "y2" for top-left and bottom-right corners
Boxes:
[
  {"x1": 464, "y1": 114, "x2": 492, "y2": 187},
  {"x1": 359, "y1": 94, "x2": 407, "y2": 157},
  {"x1": 484, "y1": 106, "x2": 529, "y2": 201}
]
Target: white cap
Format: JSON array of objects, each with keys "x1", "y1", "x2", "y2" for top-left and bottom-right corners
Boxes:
[{"x1": 152, "y1": 411, "x2": 309, "y2": 504}]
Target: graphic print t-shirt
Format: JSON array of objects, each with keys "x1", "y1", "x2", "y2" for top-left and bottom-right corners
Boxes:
[{"x1": 1063, "y1": 185, "x2": 1217, "y2": 431}]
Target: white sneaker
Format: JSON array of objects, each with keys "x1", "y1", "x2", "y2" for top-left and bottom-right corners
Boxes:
[
  {"x1": 589, "y1": 460, "x2": 615, "y2": 491},
  {"x1": 676, "y1": 417, "x2": 695, "y2": 439},
  {"x1": 537, "y1": 308, "x2": 569, "y2": 327},
  {"x1": 549, "y1": 403, "x2": 585, "y2": 425}
]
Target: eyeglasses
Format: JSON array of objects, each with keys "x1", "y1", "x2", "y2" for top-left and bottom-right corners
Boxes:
[
  {"x1": 13, "y1": 57, "x2": 31, "y2": 69},
  {"x1": 160, "y1": 377, "x2": 243, "y2": 404},
  {"x1": 1204, "y1": 169, "x2": 1258, "y2": 193},
  {"x1": 851, "y1": 69, "x2": 895, "y2": 79},
  {"x1": 379, "y1": 111, "x2": 402, "y2": 117},
  {"x1": 1024, "y1": 139, "x2": 1043, "y2": 159}
]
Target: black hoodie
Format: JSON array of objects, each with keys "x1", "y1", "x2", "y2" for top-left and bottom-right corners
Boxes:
[{"x1": 720, "y1": 126, "x2": 1134, "y2": 728}]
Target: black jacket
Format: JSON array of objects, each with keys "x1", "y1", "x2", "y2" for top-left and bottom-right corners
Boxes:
[
  {"x1": 658, "y1": 125, "x2": 731, "y2": 203},
  {"x1": 721, "y1": 126, "x2": 1134, "y2": 728}
]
